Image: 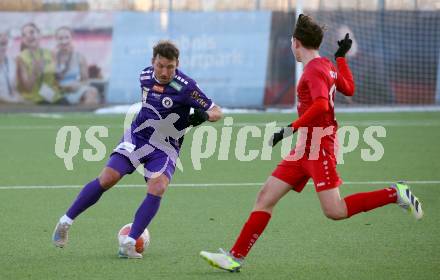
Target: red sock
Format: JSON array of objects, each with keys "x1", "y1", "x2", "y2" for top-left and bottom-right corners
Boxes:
[
  {"x1": 344, "y1": 187, "x2": 397, "y2": 218},
  {"x1": 230, "y1": 211, "x2": 271, "y2": 259}
]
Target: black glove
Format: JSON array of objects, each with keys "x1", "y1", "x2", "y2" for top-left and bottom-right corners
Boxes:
[
  {"x1": 188, "y1": 108, "x2": 209, "y2": 127},
  {"x1": 269, "y1": 125, "x2": 296, "y2": 147},
  {"x1": 334, "y1": 33, "x2": 352, "y2": 59}
]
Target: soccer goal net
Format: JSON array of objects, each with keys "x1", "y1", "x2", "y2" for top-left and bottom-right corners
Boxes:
[{"x1": 264, "y1": 0, "x2": 440, "y2": 109}]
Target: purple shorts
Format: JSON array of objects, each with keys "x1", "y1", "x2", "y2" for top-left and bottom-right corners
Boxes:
[{"x1": 106, "y1": 137, "x2": 178, "y2": 181}]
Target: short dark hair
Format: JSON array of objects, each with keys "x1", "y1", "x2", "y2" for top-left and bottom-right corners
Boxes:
[
  {"x1": 153, "y1": 40, "x2": 179, "y2": 60},
  {"x1": 21, "y1": 22, "x2": 40, "y2": 34},
  {"x1": 293, "y1": 14, "x2": 325, "y2": 49},
  {"x1": 55, "y1": 26, "x2": 73, "y2": 36}
]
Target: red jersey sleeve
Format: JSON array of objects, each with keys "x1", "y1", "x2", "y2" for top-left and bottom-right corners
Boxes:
[
  {"x1": 291, "y1": 97, "x2": 329, "y2": 129},
  {"x1": 304, "y1": 67, "x2": 330, "y2": 101},
  {"x1": 335, "y1": 57, "x2": 355, "y2": 96}
]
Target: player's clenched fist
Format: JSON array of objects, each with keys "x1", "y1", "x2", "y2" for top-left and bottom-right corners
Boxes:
[
  {"x1": 334, "y1": 33, "x2": 352, "y2": 59},
  {"x1": 188, "y1": 108, "x2": 209, "y2": 127}
]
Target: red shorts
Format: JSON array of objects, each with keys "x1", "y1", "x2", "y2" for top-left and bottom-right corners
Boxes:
[{"x1": 272, "y1": 148, "x2": 342, "y2": 193}]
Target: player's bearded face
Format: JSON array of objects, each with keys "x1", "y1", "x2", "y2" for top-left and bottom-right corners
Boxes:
[{"x1": 152, "y1": 55, "x2": 178, "y2": 84}]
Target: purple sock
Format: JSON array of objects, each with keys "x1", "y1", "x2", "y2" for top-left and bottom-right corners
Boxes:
[
  {"x1": 66, "y1": 178, "x2": 106, "y2": 220},
  {"x1": 129, "y1": 193, "x2": 162, "y2": 240}
]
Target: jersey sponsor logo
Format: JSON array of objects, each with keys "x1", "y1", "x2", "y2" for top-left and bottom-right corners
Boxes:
[
  {"x1": 141, "y1": 69, "x2": 153, "y2": 74},
  {"x1": 329, "y1": 71, "x2": 337, "y2": 79},
  {"x1": 140, "y1": 75, "x2": 151, "y2": 80},
  {"x1": 162, "y1": 97, "x2": 173, "y2": 108},
  {"x1": 175, "y1": 75, "x2": 189, "y2": 85},
  {"x1": 190, "y1": 90, "x2": 208, "y2": 108},
  {"x1": 153, "y1": 84, "x2": 164, "y2": 93},
  {"x1": 169, "y1": 80, "x2": 183, "y2": 92}
]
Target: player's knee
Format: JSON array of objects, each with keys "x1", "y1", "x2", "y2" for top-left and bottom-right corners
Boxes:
[
  {"x1": 147, "y1": 176, "x2": 169, "y2": 196},
  {"x1": 98, "y1": 168, "x2": 121, "y2": 189},
  {"x1": 148, "y1": 183, "x2": 166, "y2": 196},
  {"x1": 322, "y1": 208, "x2": 347, "y2": 220},
  {"x1": 254, "y1": 188, "x2": 275, "y2": 212},
  {"x1": 255, "y1": 188, "x2": 268, "y2": 205}
]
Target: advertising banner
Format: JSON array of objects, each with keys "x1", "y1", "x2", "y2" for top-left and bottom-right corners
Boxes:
[
  {"x1": 109, "y1": 11, "x2": 271, "y2": 107},
  {"x1": 0, "y1": 12, "x2": 112, "y2": 106}
]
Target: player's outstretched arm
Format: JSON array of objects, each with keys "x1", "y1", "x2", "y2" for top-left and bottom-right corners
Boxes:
[
  {"x1": 334, "y1": 33, "x2": 355, "y2": 96},
  {"x1": 269, "y1": 98, "x2": 329, "y2": 146},
  {"x1": 335, "y1": 58, "x2": 355, "y2": 96}
]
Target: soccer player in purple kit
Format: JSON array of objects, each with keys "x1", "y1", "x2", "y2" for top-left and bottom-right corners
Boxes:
[{"x1": 52, "y1": 40, "x2": 223, "y2": 258}]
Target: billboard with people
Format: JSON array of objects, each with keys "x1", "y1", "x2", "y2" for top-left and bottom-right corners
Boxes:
[{"x1": 0, "y1": 12, "x2": 112, "y2": 105}]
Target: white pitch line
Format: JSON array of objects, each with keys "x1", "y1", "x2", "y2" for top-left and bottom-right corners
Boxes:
[
  {"x1": 0, "y1": 180, "x2": 438, "y2": 190},
  {"x1": 29, "y1": 113, "x2": 64, "y2": 119}
]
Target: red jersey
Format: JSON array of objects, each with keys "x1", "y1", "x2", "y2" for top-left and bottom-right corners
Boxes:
[
  {"x1": 294, "y1": 57, "x2": 355, "y2": 157},
  {"x1": 272, "y1": 57, "x2": 354, "y2": 192}
]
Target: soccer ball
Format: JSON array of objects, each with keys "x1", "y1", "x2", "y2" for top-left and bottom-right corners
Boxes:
[{"x1": 117, "y1": 223, "x2": 150, "y2": 253}]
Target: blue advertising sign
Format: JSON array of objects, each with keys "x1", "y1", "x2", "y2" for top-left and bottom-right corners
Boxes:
[{"x1": 108, "y1": 11, "x2": 271, "y2": 107}]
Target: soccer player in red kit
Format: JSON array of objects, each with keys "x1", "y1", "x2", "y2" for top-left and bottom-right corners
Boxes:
[{"x1": 200, "y1": 14, "x2": 423, "y2": 272}]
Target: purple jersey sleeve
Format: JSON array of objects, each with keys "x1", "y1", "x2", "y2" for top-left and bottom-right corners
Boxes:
[{"x1": 185, "y1": 83, "x2": 213, "y2": 111}]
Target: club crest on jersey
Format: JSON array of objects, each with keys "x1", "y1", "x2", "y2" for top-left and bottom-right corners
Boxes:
[
  {"x1": 153, "y1": 84, "x2": 164, "y2": 93},
  {"x1": 162, "y1": 97, "x2": 173, "y2": 108}
]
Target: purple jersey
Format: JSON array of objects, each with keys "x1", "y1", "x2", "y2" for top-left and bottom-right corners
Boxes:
[{"x1": 131, "y1": 66, "x2": 213, "y2": 150}]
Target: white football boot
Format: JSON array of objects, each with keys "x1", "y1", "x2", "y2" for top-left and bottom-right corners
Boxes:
[
  {"x1": 118, "y1": 238, "x2": 143, "y2": 259},
  {"x1": 52, "y1": 222, "x2": 71, "y2": 248},
  {"x1": 392, "y1": 182, "x2": 423, "y2": 220},
  {"x1": 200, "y1": 248, "x2": 242, "y2": 272}
]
